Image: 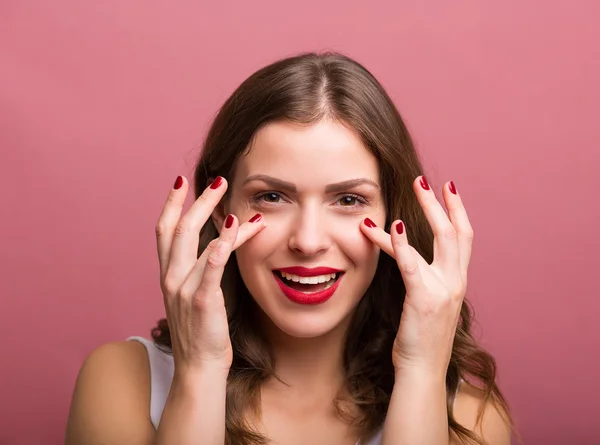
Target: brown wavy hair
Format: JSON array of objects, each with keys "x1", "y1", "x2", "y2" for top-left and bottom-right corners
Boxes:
[{"x1": 151, "y1": 51, "x2": 520, "y2": 445}]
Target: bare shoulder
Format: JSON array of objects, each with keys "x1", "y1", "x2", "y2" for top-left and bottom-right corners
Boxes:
[
  {"x1": 451, "y1": 380, "x2": 512, "y2": 445},
  {"x1": 65, "y1": 340, "x2": 155, "y2": 445}
]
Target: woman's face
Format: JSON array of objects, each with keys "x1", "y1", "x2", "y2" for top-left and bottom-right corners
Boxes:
[{"x1": 227, "y1": 119, "x2": 386, "y2": 339}]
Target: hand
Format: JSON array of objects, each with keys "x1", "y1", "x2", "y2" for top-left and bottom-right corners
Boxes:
[
  {"x1": 360, "y1": 176, "x2": 472, "y2": 377},
  {"x1": 155, "y1": 176, "x2": 266, "y2": 375}
]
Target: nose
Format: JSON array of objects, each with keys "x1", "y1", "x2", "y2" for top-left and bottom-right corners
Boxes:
[{"x1": 287, "y1": 207, "x2": 332, "y2": 257}]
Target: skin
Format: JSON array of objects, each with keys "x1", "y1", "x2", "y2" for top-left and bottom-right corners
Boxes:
[
  {"x1": 215, "y1": 119, "x2": 386, "y2": 443},
  {"x1": 222, "y1": 119, "x2": 385, "y2": 388},
  {"x1": 65, "y1": 118, "x2": 512, "y2": 445}
]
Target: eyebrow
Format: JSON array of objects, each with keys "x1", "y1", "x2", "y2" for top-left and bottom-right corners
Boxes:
[{"x1": 242, "y1": 174, "x2": 380, "y2": 193}]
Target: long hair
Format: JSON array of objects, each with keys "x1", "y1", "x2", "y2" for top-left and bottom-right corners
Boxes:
[{"x1": 152, "y1": 51, "x2": 518, "y2": 445}]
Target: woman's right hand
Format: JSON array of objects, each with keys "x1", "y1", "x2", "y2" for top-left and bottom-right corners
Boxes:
[{"x1": 155, "y1": 175, "x2": 265, "y2": 376}]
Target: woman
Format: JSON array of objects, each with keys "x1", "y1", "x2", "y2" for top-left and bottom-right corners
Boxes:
[{"x1": 66, "y1": 52, "x2": 518, "y2": 445}]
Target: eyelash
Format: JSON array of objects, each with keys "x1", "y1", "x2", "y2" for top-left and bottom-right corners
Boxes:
[{"x1": 252, "y1": 191, "x2": 369, "y2": 208}]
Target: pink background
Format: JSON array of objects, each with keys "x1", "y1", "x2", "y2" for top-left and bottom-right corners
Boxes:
[{"x1": 1, "y1": 1, "x2": 599, "y2": 444}]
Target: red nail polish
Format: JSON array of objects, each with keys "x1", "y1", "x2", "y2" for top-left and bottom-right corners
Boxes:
[
  {"x1": 225, "y1": 214, "x2": 234, "y2": 228},
  {"x1": 173, "y1": 176, "x2": 183, "y2": 190},
  {"x1": 364, "y1": 218, "x2": 377, "y2": 228},
  {"x1": 210, "y1": 176, "x2": 223, "y2": 189},
  {"x1": 396, "y1": 221, "x2": 405, "y2": 235},
  {"x1": 449, "y1": 181, "x2": 457, "y2": 195},
  {"x1": 249, "y1": 213, "x2": 262, "y2": 223},
  {"x1": 419, "y1": 176, "x2": 430, "y2": 190}
]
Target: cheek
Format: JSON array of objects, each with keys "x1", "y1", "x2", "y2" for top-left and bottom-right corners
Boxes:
[
  {"x1": 235, "y1": 221, "x2": 286, "y2": 266},
  {"x1": 333, "y1": 219, "x2": 380, "y2": 266}
]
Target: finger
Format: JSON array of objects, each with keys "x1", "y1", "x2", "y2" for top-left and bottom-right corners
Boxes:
[
  {"x1": 156, "y1": 175, "x2": 189, "y2": 282},
  {"x1": 389, "y1": 220, "x2": 424, "y2": 291},
  {"x1": 443, "y1": 181, "x2": 474, "y2": 282},
  {"x1": 167, "y1": 176, "x2": 228, "y2": 288},
  {"x1": 359, "y1": 217, "x2": 395, "y2": 258},
  {"x1": 180, "y1": 213, "x2": 266, "y2": 298},
  {"x1": 232, "y1": 213, "x2": 267, "y2": 251},
  {"x1": 195, "y1": 214, "x2": 239, "y2": 298},
  {"x1": 413, "y1": 176, "x2": 460, "y2": 276}
]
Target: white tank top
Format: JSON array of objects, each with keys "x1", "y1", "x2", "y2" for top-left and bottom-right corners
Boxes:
[{"x1": 128, "y1": 336, "x2": 462, "y2": 445}]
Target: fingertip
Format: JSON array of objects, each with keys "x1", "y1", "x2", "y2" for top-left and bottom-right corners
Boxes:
[
  {"x1": 248, "y1": 213, "x2": 262, "y2": 223},
  {"x1": 395, "y1": 220, "x2": 405, "y2": 236},
  {"x1": 363, "y1": 217, "x2": 377, "y2": 228},
  {"x1": 224, "y1": 213, "x2": 235, "y2": 229},
  {"x1": 390, "y1": 221, "x2": 407, "y2": 247},
  {"x1": 173, "y1": 175, "x2": 184, "y2": 190},
  {"x1": 207, "y1": 175, "x2": 230, "y2": 193},
  {"x1": 247, "y1": 213, "x2": 267, "y2": 231}
]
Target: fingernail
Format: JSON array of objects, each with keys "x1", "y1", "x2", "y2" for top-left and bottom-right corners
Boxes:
[
  {"x1": 419, "y1": 176, "x2": 430, "y2": 190},
  {"x1": 249, "y1": 213, "x2": 262, "y2": 223},
  {"x1": 173, "y1": 176, "x2": 183, "y2": 190},
  {"x1": 449, "y1": 181, "x2": 457, "y2": 195},
  {"x1": 364, "y1": 218, "x2": 377, "y2": 228},
  {"x1": 225, "y1": 214, "x2": 234, "y2": 228},
  {"x1": 210, "y1": 176, "x2": 223, "y2": 189},
  {"x1": 396, "y1": 221, "x2": 405, "y2": 235}
]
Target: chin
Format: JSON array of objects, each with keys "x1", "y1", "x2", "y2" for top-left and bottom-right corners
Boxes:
[
  {"x1": 268, "y1": 312, "x2": 346, "y2": 339},
  {"x1": 251, "y1": 292, "x2": 360, "y2": 340}
]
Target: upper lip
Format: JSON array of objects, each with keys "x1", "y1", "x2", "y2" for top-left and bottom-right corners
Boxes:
[{"x1": 276, "y1": 266, "x2": 343, "y2": 277}]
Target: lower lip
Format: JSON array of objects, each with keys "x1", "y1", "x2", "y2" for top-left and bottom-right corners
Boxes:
[{"x1": 273, "y1": 272, "x2": 343, "y2": 305}]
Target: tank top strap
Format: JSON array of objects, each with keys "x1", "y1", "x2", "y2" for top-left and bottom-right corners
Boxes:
[{"x1": 127, "y1": 336, "x2": 174, "y2": 429}]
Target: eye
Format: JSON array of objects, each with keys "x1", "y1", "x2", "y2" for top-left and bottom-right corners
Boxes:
[
  {"x1": 337, "y1": 194, "x2": 367, "y2": 207},
  {"x1": 256, "y1": 192, "x2": 284, "y2": 203}
]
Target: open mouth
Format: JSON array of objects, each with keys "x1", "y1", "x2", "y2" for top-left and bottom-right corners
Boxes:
[
  {"x1": 272, "y1": 266, "x2": 345, "y2": 305},
  {"x1": 274, "y1": 270, "x2": 342, "y2": 293}
]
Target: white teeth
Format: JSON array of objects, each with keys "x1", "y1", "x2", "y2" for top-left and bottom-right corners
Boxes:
[{"x1": 280, "y1": 272, "x2": 337, "y2": 284}]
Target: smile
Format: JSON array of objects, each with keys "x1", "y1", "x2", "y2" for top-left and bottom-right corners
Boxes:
[{"x1": 273, "y1": 266, "x2": 344, "y2": 305}]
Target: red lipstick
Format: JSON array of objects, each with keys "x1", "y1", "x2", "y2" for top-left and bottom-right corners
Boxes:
[
  {"x1": 276, "y1": 266, "x2": 342, "y2": 277},
  {"x1": 273, "y1": 268, "x2": 344, "y2": 305}
]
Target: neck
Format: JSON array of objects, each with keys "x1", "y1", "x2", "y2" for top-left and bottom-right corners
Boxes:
[{"x1": 258, "y1": 310, "x2": 354, "y2": 395}]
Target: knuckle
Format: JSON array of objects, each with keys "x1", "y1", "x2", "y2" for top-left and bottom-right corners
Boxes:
[
  {"x1": 213, "y1": 239, "x2": 232, "y2": 258},
  {"x1": 173, "y1": 220, "x2": 191, "y2": 237},
  {"x1": 451, "y1": 282, "x2": 463, "y2": 298},
  {"x1": 443, "y1": 226, "x2": 458, "y2": 241},
  {"x1": 162, "y1": 276, "x2": 179, "y2": 296},
  {"x1": 205, "y1": 255, "x2": 221, "y2": 271},
  {"x1": 192, "y1": 287, "x2": 221, "y2": 308},
  {"x1": 206, "y1": 239, "x2": 220, "y2": 250},
  {"x1": 155, "y1": 222, "x2": 169, "y2": 238},
  {"x1": 206, "y1": 244, "x2": 229, "y2": 270},
  {"x1": 464, "y1": 228, "x2": 474, "y2": 243},
  {"x1": 441, "y1": 291, "x2": 454, "y2": 306},
  {"x1": 197, "y1": 193, "x2": 210, "y2": 204},
  {"x1": 191, "y1": 293, "x2": 206, "y2": 311},
  {"x1": 421, "y1": 298, "x2": 438, "y2": 316},
  {"x1": 196, "y1": 193, "x2": 212, "y2": 210},
  {"x1": 178, "y1": 287, "x2": 195, "y2": 301},
  {"x1": 402, "y1": 262, "x2": 419, "y2": 276}
]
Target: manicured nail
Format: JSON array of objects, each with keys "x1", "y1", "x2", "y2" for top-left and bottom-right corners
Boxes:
[
  {"x1": 419, "y1": 176, "x2": 430, "y2": 190},
  {"x1": 210, "y1": 176, "x2": 223, "y2": 189},
  {"x1": 396, "y1": 221, "x2": 405, "y2": 235},
  {"x1": 249, "y1": 213, "x2": 262, "y2": 223},
  {"x1": 364, "y1": 218, "x2": 377, "y2": 228},
  {"x1": 449, "y1": 181, "x2": 457, "y2": 195},
  {"x1": 225, "y1": 214, "x2": 234, "y2": 228},
  {"x1": 173, "y1": 176, "x2": 183, "y2": 190}
]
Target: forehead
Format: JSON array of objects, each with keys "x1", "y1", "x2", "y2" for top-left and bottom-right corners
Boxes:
[{"x1": 234, "y1": 119, "x2": 380, "y2": 185}]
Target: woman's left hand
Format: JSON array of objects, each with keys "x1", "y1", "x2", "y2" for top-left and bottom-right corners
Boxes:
[{"x1": 360, "y1": 176, "x2": 473, "y2": 377}]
